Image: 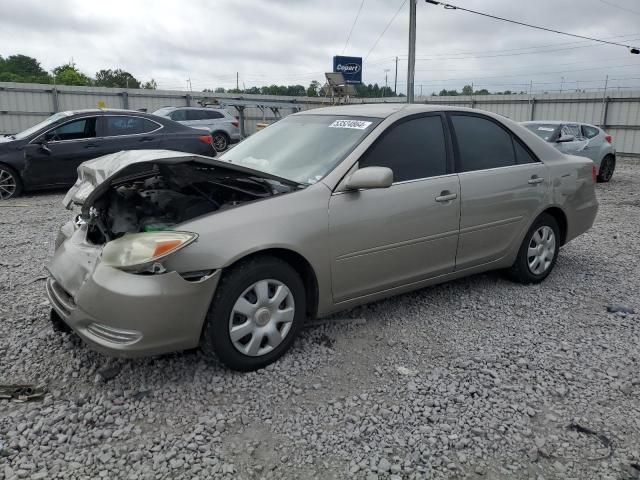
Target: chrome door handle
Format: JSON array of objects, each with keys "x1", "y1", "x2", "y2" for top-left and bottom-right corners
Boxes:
[
  {"x1": 435, "y1": 192, "x2": 457, "y2": 202},
  {"x1": 528, "y1": 177, "x2": 544, "y2": 185}
]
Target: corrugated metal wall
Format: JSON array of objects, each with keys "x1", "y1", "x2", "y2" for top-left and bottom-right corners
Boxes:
[{"x1": 1, "y1": 82, "x2": 639, "y2": 155}]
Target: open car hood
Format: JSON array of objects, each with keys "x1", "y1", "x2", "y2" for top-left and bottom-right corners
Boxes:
[{"x1": 62, "y1": 149, "x2": 302, "y2": 210}]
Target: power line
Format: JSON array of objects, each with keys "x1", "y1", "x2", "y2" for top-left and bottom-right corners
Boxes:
[
  {"x1": 364, "y1": 0, "x2": 407, "y2": 61},
  {"x1": 425, "y1": 0, "x2": 640, "y2": 54},
  {"x1": 342, "y1": 0, "x2": 366, "y2": 54},
  {"x1": 597, "y1": 0, "x2": 640, "y2": 16},
  {"x1": 366, "y1": 33, "x2": 640, "y2": 66}
]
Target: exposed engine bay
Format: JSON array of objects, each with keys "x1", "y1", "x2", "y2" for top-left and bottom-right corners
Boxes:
[{"x1": 83, "y1": 162, "x2": 294, "y2": 244}]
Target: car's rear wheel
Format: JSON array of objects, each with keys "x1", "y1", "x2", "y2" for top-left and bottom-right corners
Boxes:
[
  {"x1": 201, "y1": 256, "x2": 306, "y2": 371},
  {"x1": 212, "y1": 132, "x2": 229, "y2": 151},
  {"x1": 0, "y1": 164, "x2": 23, "y2": 200},
  {"x1": 508, "y1": 213, "x2": 560, "y2": 284},
  {"x1": 597, "y1": 155, "x2": 615, "y2": 183}
]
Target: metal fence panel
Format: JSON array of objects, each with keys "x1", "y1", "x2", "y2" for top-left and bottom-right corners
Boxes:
[{"x1": 1, "y1": 82, "x2": 639, "y2": 156}]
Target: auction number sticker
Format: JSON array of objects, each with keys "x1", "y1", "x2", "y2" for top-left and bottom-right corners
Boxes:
[
  {"x1": 329, "y1": 119, "x2": 372, "y2": 130},
  {"x1": 537, "y1": 126, "x2": 555, "y2": 132}
]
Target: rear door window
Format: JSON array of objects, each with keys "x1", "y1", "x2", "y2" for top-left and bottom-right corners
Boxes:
[
  {"x1": 43, "y1": 117, "x2": 97, "y2": 142},
  {"x1": 450, "y1": 114, "x2": 516, "y2": 172},
  {"x1": 359, "y1": 115, "x2": 448, "y2": 182},
  {"x1": 169, "y1": 110, "x2": 187, "y2": 121},
  {"x1": 185, "y1": 110, "x2": 207, "y2": 121},
  {"x1": 204, "y1": 110, "x2": 225, "y2": 120},
  {"x1": 105, "y1": 116, "x2": 159, "y2": 136},
  {"x1": 582, "y1": 125, "x2": 600, "y2": 139}
]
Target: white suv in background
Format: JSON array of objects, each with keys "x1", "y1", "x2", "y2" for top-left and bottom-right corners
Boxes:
[{"x1": 153, "y1": 107, "x2": 241, "y2": 151}]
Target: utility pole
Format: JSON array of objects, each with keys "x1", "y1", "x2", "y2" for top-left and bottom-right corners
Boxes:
[
  {"x1": 186, "y1": 78, "x2": 192, "y2": 91},
  {"x1": 384, "y1": 69, "x2": 390, "y2": 97},
  {"x1": 394, "y1": 56, "x2": 398, "y2": 95},
  {"x1": 236, "y1": 72, "x2": 239, "y2": 91},
  {"x1": 559, "y1": 76, "x2": 564, "y2": 93},
  {"x1": 600, "y1": 75, "x2": 609, "y2": 125},
  {"x1": 407, "y1": 0, "x2": 417, "y2": 103}
]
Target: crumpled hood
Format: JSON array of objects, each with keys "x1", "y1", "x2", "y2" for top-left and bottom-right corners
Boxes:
[
  {"x1": 62, "y1": 149, "x2": 301, "y2": 210},
  {"x1": 0, "y1": 135, "x2": 14, "y2": 143}
]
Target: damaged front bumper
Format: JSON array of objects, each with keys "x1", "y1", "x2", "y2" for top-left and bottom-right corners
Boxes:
[{"x1": 46, "y1": 223, "x2": 220, "y2": 357}]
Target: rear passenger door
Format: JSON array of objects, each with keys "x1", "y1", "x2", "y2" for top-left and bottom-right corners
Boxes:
[
  {"x1": 328, "y1": 114, "x2": 460, "y2": 302},
  {"x1": 556, "y1": 123, "x2": 587, "y2": 156},
  {"x1": 184, "y1": 109, "x2": 212, "y2": 131},
  {"x1": 580, "y1": 124, "x2": 603, "y2": 163},
  {"x1": 448, "y1": 113, "x2": 548, "y2": 270}
]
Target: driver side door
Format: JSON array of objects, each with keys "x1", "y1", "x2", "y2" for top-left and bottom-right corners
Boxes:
[
  {"x1": 328, "y1": 114, "x2": 460, "y2": 303},
  {"x1": 24, "y1": 116, "x2": 101, "y2": 187}
]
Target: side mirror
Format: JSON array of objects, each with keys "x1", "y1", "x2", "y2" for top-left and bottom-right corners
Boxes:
[
  {"x1": 557, "y1": 134, "x2": 575, "y2": 143},
  {"x1": 23, "y1": 142, "x2": 51, "y2": 156},
  {"x1": 345, "y1": 167, "x2": 393, "y2": 190}
]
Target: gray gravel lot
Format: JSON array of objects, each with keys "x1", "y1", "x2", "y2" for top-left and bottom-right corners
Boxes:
[{"x1": 1, "y1": 160, "x2": 640, "y2": 480}]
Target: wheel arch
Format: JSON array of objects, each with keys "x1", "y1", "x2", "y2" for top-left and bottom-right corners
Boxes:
[
  {"x1": 223, "y1": 248, "x2": 319, "y2": 320},
  {"x1": 542, "y1": 206, "x2": 568, "y2": 246}
]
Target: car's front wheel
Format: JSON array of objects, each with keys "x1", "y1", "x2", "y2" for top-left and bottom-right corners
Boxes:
[
  {"x1": 597, "y1": 155, "x2": 615, "y2": 183},
  {"x1": 0, "y1": 164, "x2": 23, "y2": 200},
  {"x1": 212, "y1": 132, "x2": 229, "y2": 151},
  {"x1": 201, "y1": 256, "x2": 306, "y2": 371},
  {"x1": 508, "y1": 213, "x2": 560, "y2": 284}
]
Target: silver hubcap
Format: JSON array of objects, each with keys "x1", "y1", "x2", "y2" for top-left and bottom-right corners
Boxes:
[
  {"x1": 0, "y1": 169, "x2": 17, "y2": 200},
  {"x1": 527, "y1": 226, "x2": 556, "y2": 275},
  {"x1": 229, "y1": 279, "x2": 295, "y2": 357},
  {"x1": 213, "y1": 135, "x2": 227, "y2": 150}
]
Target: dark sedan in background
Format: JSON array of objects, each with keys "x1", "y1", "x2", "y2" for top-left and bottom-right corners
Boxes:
[{"x1": 0, "y1": 109, "x2": 216, "y2": 199}]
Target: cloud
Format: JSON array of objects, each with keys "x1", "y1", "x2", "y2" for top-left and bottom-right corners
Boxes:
[{"x1": 0, "y1": 0, "x2": 638, "y2": 93}]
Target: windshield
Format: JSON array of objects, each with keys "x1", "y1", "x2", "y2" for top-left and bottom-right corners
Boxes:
[
  {"x1": 220, "y1": 115, "x2": 380, "y2": 184},
  {"x1": 523, "y1": 123, "x2": 559, "y2": 142},
  {"x1": 13, "y1": 112, "x2": 74, "y2": 140}
]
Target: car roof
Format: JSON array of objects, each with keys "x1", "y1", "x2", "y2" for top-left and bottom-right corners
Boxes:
[
  {"x1": 523, "y1": 120, "x2": 598, "y2": 128},
  {"x1": 63, "y1": 108, "x2": 156, "y2": 116},
  {"x1": 295, "y1": 103, "x2": 489, "y2": 119},
  {"x1": 156, "y1": 106, "x2": 225, "y2": 111}
]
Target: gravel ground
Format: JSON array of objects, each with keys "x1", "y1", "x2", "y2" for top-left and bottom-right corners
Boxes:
[{"x1": 1, "y1": 159, "x2": 639, "y2": 480}]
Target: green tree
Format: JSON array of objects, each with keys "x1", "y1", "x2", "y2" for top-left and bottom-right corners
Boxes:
[
  {"x1": 142, "y1": 79, "x2": 157, "y2": 89},
  {"x1": 306, "y1": 80, "x2": 321, "y2": 97},
  {"x1": 52, "y1": 63, "x2": 92, "y2": 86},
  {"x1": 214, "y1": 87, "x2": 226, "y2": 93},
  {"x1": 95, "y1": 69, "x2": 141, "y2": 88},
  {"x1": 461, "y1": 84, "x2": 473, "y2": 95},
  {"x1": 0, "y1": 54, "x2": 51, "y2": 83}
]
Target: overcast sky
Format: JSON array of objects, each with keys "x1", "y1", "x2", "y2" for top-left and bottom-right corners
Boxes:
[{"x1": 1, "y1": 0, "x2": 639, "y2": 94}]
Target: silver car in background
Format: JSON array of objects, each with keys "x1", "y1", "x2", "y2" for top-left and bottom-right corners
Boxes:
[
  {"x1": 153, "y1": 106, "x2": 241, "y2": 151},
  {"x1": 48, "y1": 105, "x2": 598, "y2": 371},
  {"x1": 522, "y1": 121, "x2": 616, "y2": 182}
]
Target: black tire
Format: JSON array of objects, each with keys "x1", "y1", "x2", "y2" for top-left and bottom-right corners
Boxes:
[
  {"x1": 0, "y1": 163, "x2": 23, "y2": 200},
  {"x1": 211, "y1": 132, "x2": 229, "y2": 152},
  {"x1": 201, "y1": 256, "x2": 306, "y2": 371},
  {"x1": 597, "y1": 155, "x2": 615, "y2": 183},
  {"x1": 508, "y1": 213, "x2": 560, "y2": 284},
  {"x1": 50, "y1": 308, "x2": 72, "y2": 333}
]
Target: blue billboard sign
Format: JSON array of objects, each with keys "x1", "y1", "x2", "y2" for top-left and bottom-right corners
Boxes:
[{"x1": 333, "y1": 56, "x2": 363, "y2": 84}]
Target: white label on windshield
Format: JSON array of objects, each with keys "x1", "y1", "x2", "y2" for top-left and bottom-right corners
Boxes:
[
  {"x1": 329, "y1": 119, "x2": 372, "y2": 130},
  {"x1": 538, "y1": 127, "x2": 555, "y2": 132}
]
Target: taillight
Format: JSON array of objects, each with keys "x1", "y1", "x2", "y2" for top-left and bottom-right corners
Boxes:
[
  {"x1": 605, "y1": 134, "x2": 613, "y2": 143},
  {"x1": 232, "y1": 121, "x2": 239, "y2": 128},
  {"x1": 198, "y1": 134, "x2": 213, "y2": 145},
  {"x1": 592, "y1": 164, "x2": 598, "y2": 183}
]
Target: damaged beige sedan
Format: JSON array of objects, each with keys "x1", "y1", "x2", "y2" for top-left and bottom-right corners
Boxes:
[{"x1": 47, "y1": 105, "x2": 598, "y2": 371}]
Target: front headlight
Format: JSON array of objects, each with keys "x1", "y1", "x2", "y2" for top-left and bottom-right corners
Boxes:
[{"x1": 101, "y1": 231, "x2": 198, "y2": 270}]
